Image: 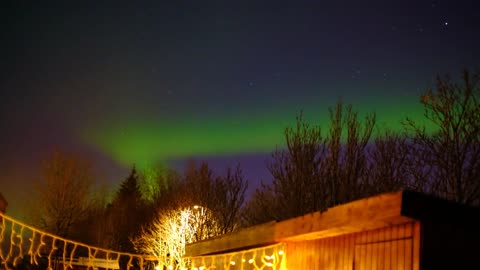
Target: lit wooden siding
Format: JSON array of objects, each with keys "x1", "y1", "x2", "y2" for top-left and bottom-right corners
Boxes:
[{"x1": 285, "y1": 222, "x2": 420, "y2": 270}]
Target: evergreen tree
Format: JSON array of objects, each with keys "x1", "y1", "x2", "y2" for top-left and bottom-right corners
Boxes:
[{"x1": 106, "y1": 165, "x2": 147, "y2": 253}]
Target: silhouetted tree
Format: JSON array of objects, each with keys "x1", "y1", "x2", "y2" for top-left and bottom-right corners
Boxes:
[
  {"x1": 70, "y1": 184, "x2": 112, "y2": 247},
  {"x1": 243, "y1": 102, "x2": 376, "y2": 225},
  {"x1": 405, "y1": 70, "x2": 480, "y2": 205},
  {"x1": 181, "y1": 162, "x2": 247, "y2": 234},
  {"x1": 28, "y1": 151, "x2": 93, "y2": 238},
  {"x1": 132, "y1": 162, "x2": 247, "y2": 261},
  {"x1": 323, "y1": 102, "x2": 376, "y2": 206},
  {"x1": 106, "y1": 166, "x2": 147, "y2": 253},
  {"x1": 366, "y1": 130, "x2": 411, "y2": 194},
  {"x1": 264, "y1": 113, "x2": 326, "y2": 220}
]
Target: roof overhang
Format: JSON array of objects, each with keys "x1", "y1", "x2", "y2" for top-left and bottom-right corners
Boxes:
[{"x1": 185, "y1": 190, "x2": 480, "y2": 257}]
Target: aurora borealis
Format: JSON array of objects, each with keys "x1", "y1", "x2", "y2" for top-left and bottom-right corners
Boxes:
[
  {"x1": 83, "y1": 97, "x2": 429, "y2": 169},
  {"x1": 1, "y1": 1, "x2": 480, "y2": 217}
]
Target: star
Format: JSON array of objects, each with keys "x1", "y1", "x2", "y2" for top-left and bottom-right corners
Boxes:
[
  {"x1": 416, "y1": 24, "x2": 424, "y2": 32},
  {"x1": 444, "y1": 21, "x2": 448, "y2": 26}
]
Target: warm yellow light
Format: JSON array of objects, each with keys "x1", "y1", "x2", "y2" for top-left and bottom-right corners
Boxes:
[
  {"x1": 278, "y1": 250, "x2": 284, "y2": 256},
  {"x1": 155, "y1": 265, "x2": 161, "y2": 270},
  {"x1": 184, "y1": 243, "x2": 285, "y2": 269},
  {"x1": 168, "y1": 266, "x2": 173, "y2": 270}
]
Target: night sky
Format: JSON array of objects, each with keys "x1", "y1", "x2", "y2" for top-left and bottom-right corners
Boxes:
[{"x1": 1, "y1": 1, "x2": 479, "y2": 218}]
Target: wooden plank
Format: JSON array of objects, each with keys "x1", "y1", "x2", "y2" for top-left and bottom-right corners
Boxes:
[
  {"x1": 384, "y1": 228, "x2": 391, "y2": 270},
  {"x1": 325, "y1": 237, "x2": 336, "y2": 269},
  {"x1": 332, "y1": 236, "x2": 338, "y2": 269},
  {"x1": 277, "y1": 191, "x2": 411, "y2": 241},
  {"x1": 405, "y1": 222, "x2": 413, "y2": 238},
  {"x1": 186, "y1": 191, "x2": 412, "y2": 256},
  {"x1": 342, "y1": 233, "x2": 350, "y2": 270},
  {"x1": 397, "y1": 224, "x2": 406, "y2": 269},
  {"x1": 203, "y1": 223, "x2": 419, "y2": 270},
  {"x1": 405, "y1": 238, "x2": 413, "y2": 270},
  {"x1": 334, "y1": 234, "x2": 342, "y2": 270},
  {"x1": 404, "y1": 223, "x2": 413, "y2": 269},
  {"x1": 412, "y1": 222, "x2": 421, "y2": 270},
  {"x1": 187, "y1": 190, "x2": 480, "y2": 258},
  {"x1": 349, "y1": 233, "x2": 355, "y2": 270},
  {"x1": 391, "y1": 225, "x2": 398, "y2": 269},
  {"x1": 365, "y1": 230, "x2": 373, "y2": 270},
  {"x1": 306, "y1": 241, "x2": 312, "y2": 269},
  {"x1": 377, "y1": 228, "x2": 387, "y2": 269},
  {"x1": 313, "y1": 239, "x2": 319, "y2": 269},
  {"x1": 358, "y1": 231, "x2": 368, "y2": 270},
  {"x1": 371, "y1": 228, "x2": 379, "y2": 270}
]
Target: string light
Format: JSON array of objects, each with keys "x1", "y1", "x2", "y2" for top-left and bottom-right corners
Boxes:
[
  {"x1": 184, "y1": 242, "x2": 286, "y2": 269},
  {"x1": 0, "y1": 212, "x2": 287, "y2": 270},
  {"x1": 0, "y1": 212, "x2": 158, "y2": 270}
]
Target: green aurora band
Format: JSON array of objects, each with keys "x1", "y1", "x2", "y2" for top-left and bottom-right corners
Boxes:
[{"x1": 81, "y1": 99, "x2": 435, "y2": 170}]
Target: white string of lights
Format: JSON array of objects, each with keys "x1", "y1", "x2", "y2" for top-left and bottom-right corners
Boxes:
[
  {"x1": 181, "y1": 242, "x2": 286, "y2": 270},
  {"x1": 0, "y1": 212, "x2": 158, "y2": 270},
  {"x1": 1, "y1": 212, "x2": 287, "y2": 270}
]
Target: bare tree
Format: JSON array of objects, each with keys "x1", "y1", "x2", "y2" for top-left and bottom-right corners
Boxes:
[
  {"x1": 405, "y1": 70, "x2": 480, "y2": 205},
  {"x1": 265, "y1": 113, "x2": 326, "y2": 220},
  {"x1": 241, "y1": 185, "x2": 278, "y2": 226},
  {"x1": 137, "y1": 161, "x2": 247, "y2": 253},
  {"x1": 29, "y1": 151, "x2": 93, "y2": 238},
  {"x1": 70, "y1": 183, "x2": 112, "y2": 247},
  {"x1": 132, "y1": 206, "x2": 221, "y2": 268},
  {"x1": 178, "y1": 162, "x2": 247, "y2": 234},
  {"x1": 243, "y1": 102, "x2": 376, "y2": 225},
  {"x1": 324, "y1": 102, "x2": 376, "y2": 206},
  {"x1": 367, "y1": 130, "x2": 411, "y2": 194}
]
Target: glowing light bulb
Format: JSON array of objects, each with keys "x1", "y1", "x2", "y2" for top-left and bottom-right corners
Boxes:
[
  {"x1": 248, "y1": 259, "x2": 254, "y2": 264},
  {"x1": 230, "y1": 261, "x2": 236, "y2": 265},
  {"x1": 278, "y1": 250, "x2": 284, "y2": 256}
]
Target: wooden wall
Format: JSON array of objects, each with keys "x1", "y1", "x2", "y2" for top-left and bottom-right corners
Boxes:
[{"x1": 285, "y1": 222, "x2": 420, "y2": 270}]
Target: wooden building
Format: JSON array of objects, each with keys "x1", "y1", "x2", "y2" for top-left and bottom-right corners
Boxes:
[{"x1": 185, "y1": 191, "x2": 480, "y2": 269}]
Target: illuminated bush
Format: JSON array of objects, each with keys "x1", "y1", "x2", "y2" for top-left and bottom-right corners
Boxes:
[{"x1": 131, "y1": 206, "x2": 221, "y2": 268}]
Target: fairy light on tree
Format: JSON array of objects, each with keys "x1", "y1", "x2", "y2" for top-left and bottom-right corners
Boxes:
[{"x1": 131, "y1": 206, "x2": 221, "y2": 269}]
